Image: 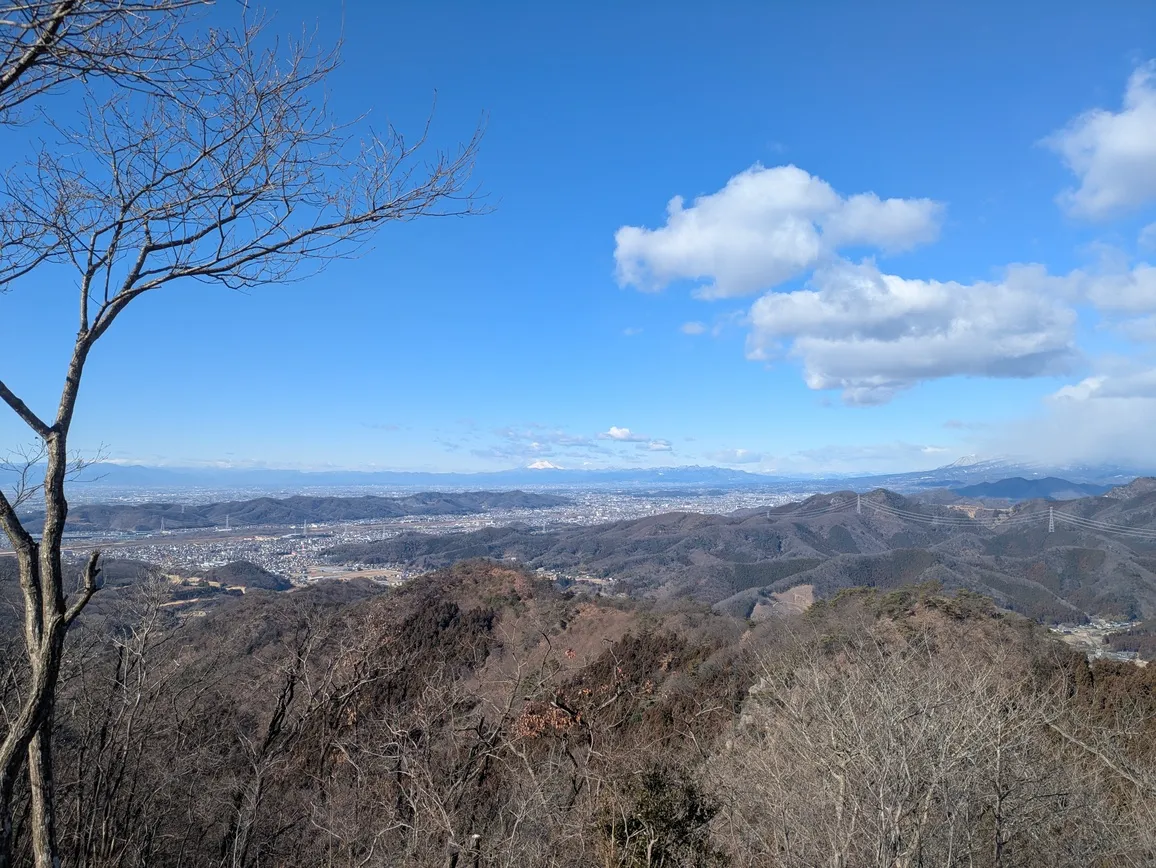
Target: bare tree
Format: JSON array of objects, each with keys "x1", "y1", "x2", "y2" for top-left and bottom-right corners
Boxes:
[
  {"x1": 0, "y1": 0, "x2": 205, "y2": 121},
  {"x1": 710, "y1": 616, "x2": 1152, "y2": 868},
  {"x1": 0, "y1": 4, "x2": 483, "y2": 865}
]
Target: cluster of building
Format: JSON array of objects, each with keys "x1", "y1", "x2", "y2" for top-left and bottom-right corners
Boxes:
[
  {"x1": 43, "y1": 487, "x2": 800, "y2": 585},
  {"x1": 1050, "y1": 619, "x2": 1148, "y2": 666}
]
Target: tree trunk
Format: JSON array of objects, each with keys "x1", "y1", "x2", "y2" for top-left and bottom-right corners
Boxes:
[
  {"x1": 0, "y1": 432, "x2": 79, "y2": 868},
  {"x1": 28, "y1": 719, "x2": 59, "y2": 868},
  {"x1": 0, "y1": 629, "x2": 62, "y2": 868},
  {"x1": 0, "y1": 771, "x2": 15, "y2": 868}
]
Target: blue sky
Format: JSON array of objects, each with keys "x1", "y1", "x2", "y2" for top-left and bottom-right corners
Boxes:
[{"x1": 5, "y1": 1, "x2": 1156, "y2": 474}]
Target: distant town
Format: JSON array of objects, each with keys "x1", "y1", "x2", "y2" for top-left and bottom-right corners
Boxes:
[{"x1": 35, "y1": 487, "x2": 801, "y2": 584}]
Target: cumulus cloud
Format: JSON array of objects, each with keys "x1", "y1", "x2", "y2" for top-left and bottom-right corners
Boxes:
[
  {"x1": 646, "y1": 439, "x2": 673, "y2": 452},
  {"x1": 680, "y1": 321, "x2": 707, "y2": 335},
  {"x1": 600, "y1": 426, "x2": 647, "y2": 442},
  {"x1": 1075, "y1": 261, "x2": 1156, "y2": 314},
  {"x1": 821, "y1": 192, "x2": 943, "y2": 251},
  {"x1": 747, "y1": 261, "x2": 1079, "y2": 404},
  {"x1": 614, "y1": 164, "x2": 943, "y2": 299},
  {"x1": 1044, "y1": 257, "x2": 1156, "y2": 339},
  {"x1": 1046, "y1": 63, "x2": 1156, "y2": 219}
]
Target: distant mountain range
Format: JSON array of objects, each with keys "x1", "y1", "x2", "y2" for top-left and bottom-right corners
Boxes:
[
  {"x1": 9, "y1": 457, "x2": 1152, "y2": 494},
  {"x1": 20, "y1": 491, "x2": 569, "y2": 533},
  {"x1": 845, "y1": 459, "x2": 1148, "y2": 490},
  {"x1": 947, "y1": 477, "x2": 1111, "y2": 501}
]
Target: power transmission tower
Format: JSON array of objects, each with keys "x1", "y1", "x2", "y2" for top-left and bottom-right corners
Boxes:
[
  {"x1": 1048, "y1": 506, "x2": 1054, "y2": 533},
  {"x1": 856, "y1": 494, "x2": 861, "y2": 515}
]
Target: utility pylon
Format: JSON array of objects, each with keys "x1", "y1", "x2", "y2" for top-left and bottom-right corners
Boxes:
[
  {"x1": 856, "y1": 494, "x2": 861, "y2": 515},
  {"x1": 1048, "y1": 506, "x2": 1054, "y2": 533}
]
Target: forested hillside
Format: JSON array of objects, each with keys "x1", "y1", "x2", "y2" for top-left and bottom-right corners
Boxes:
[{"x1": 1, "y1": 560, "x2": 1151, "y2": 866}]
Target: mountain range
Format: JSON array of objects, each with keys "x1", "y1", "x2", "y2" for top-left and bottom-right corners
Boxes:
[
  {"x1": 946, "y1": 476, "x2": 1112, "y2": 501},
  {"x1": 11, "y1": 456, "x2": 1152, "y2": 494},
  {"x1": 321, "y1": 480, "x2": 1156, "y2": 627}
]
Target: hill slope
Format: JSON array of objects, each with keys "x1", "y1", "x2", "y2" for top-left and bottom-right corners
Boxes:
[
  {"x1": 9, "y1": 560, "x2": 1150, "y2": 867},
  {"x1": 950, "y1": 476, "x2": 1110, "y2": 501},
  {"x1": 322, "y1": 488, "x2": 1156, "y2": 622}
]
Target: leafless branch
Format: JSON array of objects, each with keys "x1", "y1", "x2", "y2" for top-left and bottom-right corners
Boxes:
[{"x1": 0, "y1": 0, "x2": 209, "y2": 122}]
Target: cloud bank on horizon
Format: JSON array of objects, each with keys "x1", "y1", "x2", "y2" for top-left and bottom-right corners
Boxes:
[{"x1": 612, "y1": 62, "x2": 1156, "y2": 466}]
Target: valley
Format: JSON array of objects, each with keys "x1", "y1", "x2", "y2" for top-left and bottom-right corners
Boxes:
[{"x1": 11, "y1": 477, "x2": 1156, "y2": 661}]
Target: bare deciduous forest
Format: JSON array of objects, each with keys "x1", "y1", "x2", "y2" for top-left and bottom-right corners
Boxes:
[{"x1": 3, "y1": 561, "x2": 1155, "y2": 866}]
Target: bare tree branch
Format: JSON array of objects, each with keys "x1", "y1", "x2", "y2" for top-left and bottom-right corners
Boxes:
[
  {"x1": 0, "y1": 6, "x2": 486, "y2": 867},
  {"x1": 0, "y1": 0, "x2": 208, "y2": 122},
  {"x1": 0, "y1": 381, "x2": 49, "y2": 439},
  {"x1": 62, "y1": 549, "x2": 100, "y2": 626}
]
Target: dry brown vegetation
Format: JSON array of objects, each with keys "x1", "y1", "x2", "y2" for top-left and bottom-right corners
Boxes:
[{"x1": 2, "y1": 560, "x2": 1153, "y2": 867}]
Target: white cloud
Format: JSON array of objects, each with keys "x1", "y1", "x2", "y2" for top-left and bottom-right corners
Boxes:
[
  {"x1": 614, "y1": 164, "x2": 943, "y2": 299},
  {"x1": 472, "y1": 425, "x2": 602, "y2": 463},
  {"x1": 1076, "y1": 262, "x2": 1156, "y2": 314},
  {"x1": 598, "y1": 426, "x2": 673, "y2": 452},
  {"x1": 680, "y1": 321, "x2": 707, "y2": 335},
  {"x1": 821, "y1": 192, "x2": 943, "y2": 251},
  {"x1": 466, "y1": 424, "x2": 679, "y2": 466},
  {"x1": 706, "y1": 448, "x2": 763, "y2": 465},
  {"x1": 747, "y1": 261, "x2": 1079, "y2": 404},
  {"x1": 1046, "y1": 63, "x2": 1156, "y2": 219},
  {"x1": 990, "y1": 374, "x2": 1156, "y2": 467},
  {"x1": 1052, "y1": 368, "x2": 1156, "y2": 401},
  {"x1": 600, "y1": 426, "x2": 647, "y2": 442},
  {"x1": 978, "y1": 357, "x2": 1156, "y2": 467},
  {"x1": 1047, "y1": 257, "x2": 1156, "y2": 339}
]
